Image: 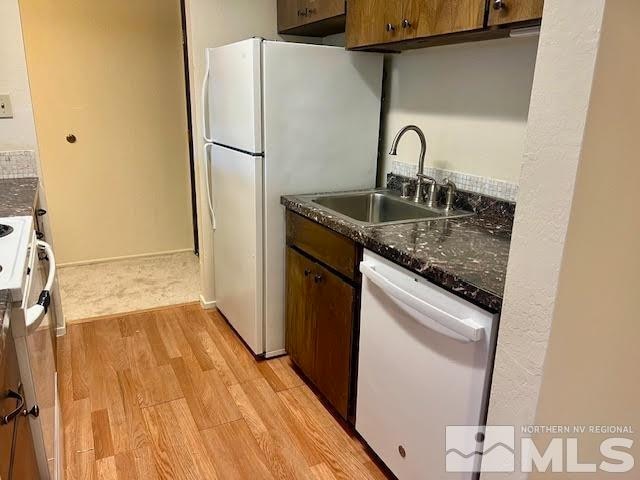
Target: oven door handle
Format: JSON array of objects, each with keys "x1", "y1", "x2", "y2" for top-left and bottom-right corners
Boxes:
[
  {"x1": 0, "y1": 389, "x2": 25, "y2": 425},
  {"x1": 25, "y1": 240, "x2": 56, "y2": 334}
]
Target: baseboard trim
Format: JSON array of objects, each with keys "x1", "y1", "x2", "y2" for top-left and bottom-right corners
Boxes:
[
  {"x1": 58, "y1": 248, "x2": 194, "y2": 268},
  {"x1": 65, "y1": 301, "x2": 200, "y2": 325},
  {"x1": 199, "y1": 295, "x2": 217, "y2": 310},
  {"x1": 264, "y1": 348, "x2": 287, "y2": 359}
]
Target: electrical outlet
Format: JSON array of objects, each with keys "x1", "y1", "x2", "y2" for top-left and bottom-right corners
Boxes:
[{"x1": 0, "y1": 95, "x2": 13, "y2": 118}]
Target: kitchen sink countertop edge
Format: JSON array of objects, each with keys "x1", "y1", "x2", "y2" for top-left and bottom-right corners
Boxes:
[{"x1": 281, "y1": 190, "x2": 513, "y2": 313}]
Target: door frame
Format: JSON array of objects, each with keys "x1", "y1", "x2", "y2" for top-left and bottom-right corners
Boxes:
[{"x1": 179, "y1": 0, "x2": 199, "y2": 255}]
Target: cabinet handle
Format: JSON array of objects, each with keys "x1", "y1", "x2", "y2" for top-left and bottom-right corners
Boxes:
[
  {"x1": 493, "y1": 0, "x2": 506, "y2": 10},
  {"x1": 314, "y1": 274, "x2": 323, "y2": 284},
  {"x1": 304, "y1": 269, "x2": 311, "y2": 277},
  {"x1": 298, "y1": 8, "x2": 308, "y2": 16},
  {"x1": 385, "y1": 23, "x2": 396, "y2": 32},
  {"x1": 402, "y1": 19, "x2": 411, "y2": 28},
  {"x1": 308, "y1": 7, "x2": 317, "y2": 15}
]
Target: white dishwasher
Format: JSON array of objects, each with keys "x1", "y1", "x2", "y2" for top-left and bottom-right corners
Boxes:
[{"x1": 356, "y1": 250, "x2": 499, "y2": 480}]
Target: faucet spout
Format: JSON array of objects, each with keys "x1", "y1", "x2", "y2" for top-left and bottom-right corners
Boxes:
[
  {"x1": 389, "y1": 125, "x2": 430, "y2": 203},
  {"x1": 389, "y1": 125, "x2": 427, "y2": 175}
]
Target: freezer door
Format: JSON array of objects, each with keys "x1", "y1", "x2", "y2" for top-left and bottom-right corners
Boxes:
[
  {"x1": 208, "y1": 39, "x2": 262, "y2": 154},
  {"x1": 211, "y1": 144, "x2": 264, "y2": 354}
]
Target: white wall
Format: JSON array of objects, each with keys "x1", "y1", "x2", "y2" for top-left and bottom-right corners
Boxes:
[
  {"x1": 483, "y1": 1, "x2": 606, "y2": 478},
  {"x1": 530, "y1": 1, "x2": 640, "y2": 473},
  {"x1": 381, "y1": 36, "x2": 538, "y2": 184},
  {"x1": 0, "y1": 0, "x2": 37, "y2": 150},
  {"x1": 184, "y1": 0, "x2": 282, "y2": 305}
]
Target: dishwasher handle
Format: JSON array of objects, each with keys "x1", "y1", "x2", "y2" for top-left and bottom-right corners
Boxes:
[{"x1": 360, "y1": 261, "x2": 484, "y2": 343}]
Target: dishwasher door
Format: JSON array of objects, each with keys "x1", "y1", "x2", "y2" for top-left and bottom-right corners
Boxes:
[{"x1": 356, "y1": 250, "x2": 498, "y2": 480}]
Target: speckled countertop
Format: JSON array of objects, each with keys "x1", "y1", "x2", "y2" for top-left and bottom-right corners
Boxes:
[
  {"x1": 281, "y1": 182, "x2": 514, "y2": 313},
  {"x1": 0, "y1": 177, "x2": 39, "y2": 217},
  {"x1": 0, "y1": 177, "x2": 39, "y2": 319}
]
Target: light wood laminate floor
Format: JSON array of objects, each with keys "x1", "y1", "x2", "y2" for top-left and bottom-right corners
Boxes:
[{"x1": 59, "y1": 303, "x2": 389, "y2": 479}]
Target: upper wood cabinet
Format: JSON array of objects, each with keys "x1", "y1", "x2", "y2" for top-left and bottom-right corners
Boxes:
[
  {"x1": 487, "y1": 0, "x2": 544, "y2": 26},
  {"x1": 404, "y1": 0, "x2": 485, "y2": 40},
  {"x1": 347, "y1": 0, "x2": 486, "y2": 49},
  {"x1": 278, "y1": 0, "x2": 346, "y2": 36},
  {"x1": 345, "y1": 0, "x2": 402, "y2": 49},
  {"x1": 347, "y1": 0, "x2": 543, "y2": 50}
]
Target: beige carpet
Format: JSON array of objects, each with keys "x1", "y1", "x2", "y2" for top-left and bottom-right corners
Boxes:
[{"x1": 57, "y1": 251, "x2": 200, "y2": 322}]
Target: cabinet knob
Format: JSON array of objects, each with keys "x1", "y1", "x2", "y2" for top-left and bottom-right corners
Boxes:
[
  {"x1": 385, "y1": 23, "x2": 396, "y2": 32},
  {"x1": 402, "y1": 19, "x2": 411, "y2": 28},
  {"x1": 298, "y1": 8, "x2": 308, "y2": 16},
  {"x1": 493, "y1": 0, "x2": 506, "y2": 10},
  {"x1": 308, "y1": 7, "x2": 317, "y2": 15},
  {"x1": 304, "y1": 269, "x2": 311, "y2": 277},
  {"x1": 66, "y1": 134, "x2": 77, "y2": 143},
  {"x1": 314, "y1": 274, "x2": 323, "y2": 284}
]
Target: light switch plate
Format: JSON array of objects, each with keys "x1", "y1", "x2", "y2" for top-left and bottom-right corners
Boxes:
[{"x1": 0, "y1": 95, "x2": 13, "y2": 118}]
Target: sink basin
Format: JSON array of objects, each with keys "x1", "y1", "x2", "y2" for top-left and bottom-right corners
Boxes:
[{"x1": 311, "y1": 191, "x2": 474, "y2": 226}]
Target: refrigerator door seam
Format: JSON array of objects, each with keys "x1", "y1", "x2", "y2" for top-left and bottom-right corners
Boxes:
[{"x1": 212, "y1": 142, "x2": 264, "y2": 157}]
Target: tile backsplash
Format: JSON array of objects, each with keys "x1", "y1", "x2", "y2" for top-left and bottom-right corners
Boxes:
[
  {"x1": 0, "y1": 150, "x2": 38, "y2": 179},
  {"x1": 391, "y1": 160, "x2": 519, "y2": 202}
]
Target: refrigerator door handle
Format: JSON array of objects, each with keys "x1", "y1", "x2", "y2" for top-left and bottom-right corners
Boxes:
[
  {"x1": 360, "y1": 261, "x2": 484, "y2": 343},
  {"x1": 202, "y1": 50, "x2": 213, "y2": 143},
  {"x1": 203, "y1": 143, "x2": 217, "y2": 230}
]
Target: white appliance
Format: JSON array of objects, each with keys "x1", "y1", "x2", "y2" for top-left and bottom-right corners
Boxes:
[
  {"x1": 0, "y1": 215, "x2": 61, "y2": 479},
  {"x1": 356, "y1": 250, "x2": 499, "y2": 480},
  {"x1": 202, "y1": 39, "x2": 383, "y2": 356}
]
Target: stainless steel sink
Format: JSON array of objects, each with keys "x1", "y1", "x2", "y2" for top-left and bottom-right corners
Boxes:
[{"x1": 311, "y1": 190, "x2": 474, "y2": 226}]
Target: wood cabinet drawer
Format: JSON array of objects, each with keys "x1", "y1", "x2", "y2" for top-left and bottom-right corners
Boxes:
[{"x1": 286, "y1": 211, "x2": 359, "y2": 280}]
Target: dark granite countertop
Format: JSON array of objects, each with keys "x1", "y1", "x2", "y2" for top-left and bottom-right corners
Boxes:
[
  {"x1": 0, "y1": 177, "x2": 39, "y2": 318},
  {"x1": 281, "y1": 185, "x2": 513, "y2": 313},
  {"x1": 0, "y1": 177, "x2": 39, "y2": 217}
]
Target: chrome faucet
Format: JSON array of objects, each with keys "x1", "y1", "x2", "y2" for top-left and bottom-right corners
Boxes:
[{"x1": 389, "y1": 125, "x2": 437, "y2": 205}]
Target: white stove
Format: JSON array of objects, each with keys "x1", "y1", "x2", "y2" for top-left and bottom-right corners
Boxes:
[{"x1": 0, "y1": 215, "x2": 34, "y2": 300}]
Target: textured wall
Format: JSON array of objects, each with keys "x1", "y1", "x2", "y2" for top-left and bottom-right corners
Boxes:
[
  {"x1": 483, "y1": 1, "x2": 606, "y2": 478},
  {"x1": 530, "y1": 0, "x2": 640, "y2": 475}
]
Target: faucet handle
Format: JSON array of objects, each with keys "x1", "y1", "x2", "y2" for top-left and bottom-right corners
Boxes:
[
  {"x1": 400, "y1": 182, "x2": 411, "y2": 199},
  {"x1": 442, "y1": 178, "x2": 457, "y2": 210},
  {"x1": 417, "y1": 173, "x2": 436, "y2": 184}
]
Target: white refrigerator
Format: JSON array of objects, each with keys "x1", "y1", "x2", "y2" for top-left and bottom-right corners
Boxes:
[{"x1": 202, "y1": 38, "x2": 383, "y2": 357}]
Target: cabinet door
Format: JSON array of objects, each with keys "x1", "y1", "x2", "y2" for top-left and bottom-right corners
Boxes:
[
  {"x1": 403, "y1": 0, "x2": 485, "y2": 39},
  {"x1": 305, "y1": 0, "x2": 345, "y2": 23},
  {"x1": 278, "y1": 0, "x2": 303, "y2": 31},
  {"x1": 285, "y1": 248, "x2": 317, "y2": 379},
  {"x1": 487, "y1": 0, "x2": 544, "y2": 26},
  {"x1": 311, "y1": 262, "x2": 355, "y2": 419},
  {"x1": 346, "y1": 0, "x2": 404, "y2": 48}
]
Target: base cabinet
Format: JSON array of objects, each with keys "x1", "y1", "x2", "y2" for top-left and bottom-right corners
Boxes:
[{"x1": 285, "y1": 212, "x2": 360, "y2": 421}]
